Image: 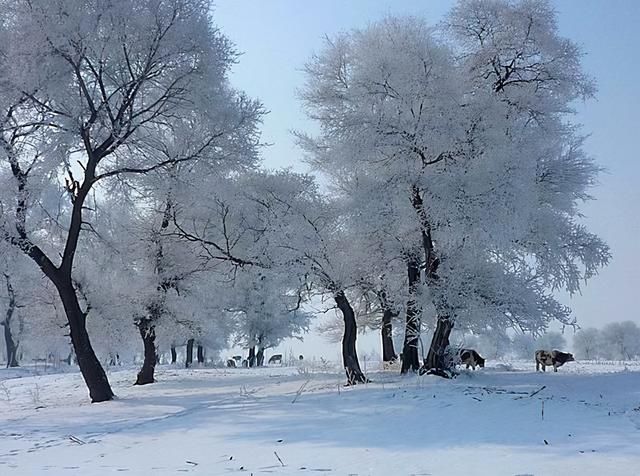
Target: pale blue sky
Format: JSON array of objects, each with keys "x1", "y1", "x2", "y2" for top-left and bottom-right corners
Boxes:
[{"x1": 212, "y1": 0, "x2": 639, "y2": 330}]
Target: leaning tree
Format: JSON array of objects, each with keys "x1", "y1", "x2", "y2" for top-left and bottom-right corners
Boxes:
[{"x1": 0, "y1": 0, "x2": 261, "y2": 401}]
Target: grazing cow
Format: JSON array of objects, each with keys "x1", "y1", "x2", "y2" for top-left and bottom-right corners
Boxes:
[
  {"x1": 535, "y1": 349, "x2": 575, "y2": 372},
  {"x1": 268, "y1": 354, "x2": 283, "y2": 365},
  {"x1": 226, "y1": 359, "x2": 236, "y2": 368},
  {"x1": 458, "y1": 348, "x2": 485, "y2": 370}
]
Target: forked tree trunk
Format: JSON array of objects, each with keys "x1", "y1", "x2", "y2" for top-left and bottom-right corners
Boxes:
[
  {"x1": 197, "y1": 345, "x2": 205, "y2": 364},
  {"x1": 135, "y1": 321, "x2": 156, "y2": 385},
  {"x1": 2, "y1": 273, "x2": 19, "y2": 368},
  {"x1": 401, "y1": 260, "x2": 421, "y2": 373},
  {"x1": 57, "y1": 279, "x2": 114, "y2": 402},
  {"x1": 248, "y1": 346, "x2": 256, "y2": 367},
  {"x1": 185, "y1": 339, "x2": 194, "y2": 368},
  {"x1": 256, "y1": 347, "x2": 265, "y2": 367},
  {"x1": 170, "y1": 345, "x2": 177, "y2": 364},
  {"x1": 335, "y1": 290, "x2": 367, "y2": 385},
  {"x1": 424, "y1": 317, "x2": 453, "y2": 371}
]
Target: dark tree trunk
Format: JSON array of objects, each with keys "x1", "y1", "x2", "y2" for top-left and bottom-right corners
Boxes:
[
  {"x1": 197, "y1": 345, "x2": 204, "y2": 364},
  {"x1": 256, "y1": 347, "x2": 265, "y2": 367},
  {"x1": 135, "y1": 321, "x2": 156, "y2": 385},
  {"x1": 3, "y1": 322, "x2": 19, "y2": 368},
  {"x1": 170, "y1": 345, "x2": 177, "y2": 364},
  {"x1": 409, "y1": 185, "x2": 455, "y2": 375},
  {"x1": 378, "y1": 290, "x2": 397, "y2": 363},
  {"x1": 425, "y1": 317, "x2": 454, "y2": 371},
  {"x1": 185, "y1": 339, "x2": 194, "y2": 368},
  {"x1": 335, "y1": 290, "x2": 367, "y2": 385},
  {"x1": 5, "y1": 119, "x2": 115, "y2": 402},
  {"x1": 2, "y1": 274, "x2": 19, "y2": 368},
  {"x1": 381, "y1": 309, "x2": 397, "y2": 363},
  {"x1": 248, "y1": 346, "x2": 256, "y2": 367},
  {"x1": 57, "y1": 279, "x2": 114, "y2": 402},
  {"x1": 401, "y1": 260, "x2": 422, "y2": 373}
]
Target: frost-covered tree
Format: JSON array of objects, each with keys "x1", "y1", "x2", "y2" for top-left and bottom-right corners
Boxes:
[
  {"x1": 227, "y1": 269, "x2": 311, "y2": 367},
  {"x1": 478, "y1": 328, "x2": 511, "y2": 360},
  {"x1": 535, "y1": 331, "x2": 567, "y2": 352},
  {"x1": 299, "y1": 1, "x2": 609, "y2": 376},
  {"x1": 599, "y1": 321, "x2": 640, "y2": 360},
  {"x1": 0, "y1": 0, "x2": 261, "y2": 401},
  {"x1": 572, "y1": 327, "x2": 601, "y2": 360},
  {"x1": 511, "y1": 333, "x2": 537, "y2": 360}
]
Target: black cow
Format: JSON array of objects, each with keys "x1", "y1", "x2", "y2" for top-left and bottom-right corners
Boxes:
[
  {"x1": 268, "y1": 354, "x2": 283, "y2": 365},
  {"x1": 458, "y1": 348, "x2": 485, "y2": 370},
  {"x1": 535, "y1": 349, "x2": 575, "y2": 372}
]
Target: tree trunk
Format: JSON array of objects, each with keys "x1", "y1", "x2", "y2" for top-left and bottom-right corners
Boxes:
[
  {"x1": 185, "y1": 339, "x2": 194, "y2": 368},
  {"x1": 378, "y1": 290, "x2": 397, "y2": 363},
  {"x1": 197, "y1": 345, "x2": 205, "y2": 364},
  {"x1": 401, "y1": 259, "x2": 421, "y2": 373},
  {"x1": 2, "y1": 274, "x2": 19, "y2": 368},
  {"x1": 256, "y1": 347, "x2": 265, "y2": 367},
  {"x1": 5, "y1": 126, "x2": 114, "y2": 402},
  {"x1": 381, "y1": 309, "x2": 397, "y2": 362},
  {"x1": 2, "y1": 322, "x2": 19, "y2": 368},
  {"x1": 410, "y1": 185, "x2": 455, "y2": 375},
  {"x1": 424, "y1": 317, "x2": 454, "y2": 371},
  {"x1": 248, "y1": 346, "x2": 256, "y2": 367},
  {"x1": 335, "y1": 290, "x2": 367, "y2": 385},
  {"x1": 135, "y1": 321, "x2": 156, "y2": 385},
  {"x1": 170, "y1": 345, "x2": 177, "y2": 364},
  {"x1": 57, "y1": 279, "x2": 114, "y2": 402}
]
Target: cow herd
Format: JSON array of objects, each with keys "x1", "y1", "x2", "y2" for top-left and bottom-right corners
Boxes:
[
  {"x1": 456, "y1": 348, "x2": 575, "y2": 372},
  {"x1": 223, "y1": 348, "x2": 576, "y2": 373},
  {"x1": 225, "y1": 353, "x2": 304, "y2": 368}
]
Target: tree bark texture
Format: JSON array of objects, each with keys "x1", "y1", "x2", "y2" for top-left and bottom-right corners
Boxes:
[
  {"x1": 335, "y1": 290, "x2": 367, "y2": 385},
  {"x1": 401, "y1": 259, "x2": 422, "y2": 373},
  {"x1": 197, "y1": 345, "x2": 205, "y2": 364},
  {"x1": 57, "y1": 278, "x2": 114, "y2": 402},
  {"x1": 170, "y1": 345, "x2": 177, "y2": 364},
  {"x1": 185, "y1": 339, "x2": 194, "y2": 368},
  {"x1": 2, "y1": 274, "x2": 19, "y2": 368},
  {"x1": 135, "y1": 321, "x2": 156, "y2": 385},
  {"x1": 248, "y1": 346, "x2": 256, "y2": 367},
  {"x1": 410, "y1": 185, "x2": 454, "y2": 374},
  {"x1": 425, "y1": 317, "x2": 454, "y2": 371},
  {"x1": 381, "y1": 309, "x2": 397, "y2": 363},
  {"x1": 256, "y1": 347, "x2": 265, "y2": 367},
  {"x1": 379, "y1": 291, "x2": 397, "y2": 362}
]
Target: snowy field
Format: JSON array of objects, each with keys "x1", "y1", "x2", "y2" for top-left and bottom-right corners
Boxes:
[{"x1": 1, "y1": 360, "x2": 639, "y2": 476}]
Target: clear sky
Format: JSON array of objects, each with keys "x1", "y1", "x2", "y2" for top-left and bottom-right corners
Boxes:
[{"x1": 212, "y1": 1, "x2": 639, "y2": 336}]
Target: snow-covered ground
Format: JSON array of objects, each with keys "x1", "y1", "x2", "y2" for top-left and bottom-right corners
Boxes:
[{"x1": 1, "y1": 360, "x2": 639, "y2": 475}]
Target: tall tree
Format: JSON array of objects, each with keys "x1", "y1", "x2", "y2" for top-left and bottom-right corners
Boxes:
[
  {"x1": 299, "y1": 3, "x2": 609, "y2": 375},
  {"x1": 0, "y1": 0, "x2": 261, "y2": 401}
]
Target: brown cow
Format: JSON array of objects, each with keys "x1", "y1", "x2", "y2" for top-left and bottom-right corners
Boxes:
[{"x1": 535, "y1": 349, "x2": 574, "y2": 372}]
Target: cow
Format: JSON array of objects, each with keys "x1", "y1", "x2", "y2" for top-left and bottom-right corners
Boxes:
[
  {"x1": 535, "y1": 349, "x2": 574, "y2": 372},
  {"x1": 226, "y1": 359, "x2": 237, "y2": 368},
  {"x1": 457, "y1": 348, "x2": 485, "y2": 370},
  {"x1": 268, "y1": 354, "x2": 283, "y2": 365}
]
